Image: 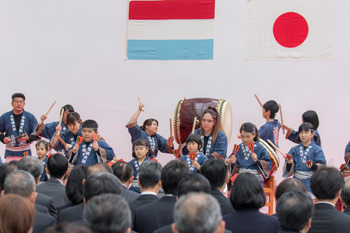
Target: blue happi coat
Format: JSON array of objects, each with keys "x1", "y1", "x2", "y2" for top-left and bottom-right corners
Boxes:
[
  {"x1": 180, "y1": 152, "x2": 208, "y2": 173},
  {"x1": 287, "y1": 129, "x2": 322, "y2": 147},
  {"x1": 129, "y1": 157, "x2": 152, "y2": 193},
  {"x1": 41, "y1": 121, "x2": 68, "y2": 152},
  {"x1": 259, "y1": 120, "x2": 281, "y2": 149},
  {"x1": 235, "y1": 142, "x2": 271, "y2": 172},
  {"x1": 39, "y1": 156, "x2": 48, "y2": 181}
]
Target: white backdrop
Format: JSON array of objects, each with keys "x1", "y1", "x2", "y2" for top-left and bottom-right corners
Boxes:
[{"x1": 0, "y1": 0, "x2": 348, "y2": 184}]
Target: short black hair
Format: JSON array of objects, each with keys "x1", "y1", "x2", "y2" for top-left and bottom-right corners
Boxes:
[
  {"x1": 66, "y1": 112, "x2": 82, "y2": 125},
  {"x1": 111, "y1": 161, "x2": 133, "y2": 183},
  {"x1": 82, "y1": 120, "x2": 98, "y2": 131},
  {"x1": 185, "y1": 134, "x2": 203, "y2": 149},
  {"x1": 132, "y1": 139, "x2": 153, "y2": 159},
  {"x1": 263, "y1": 100, "x2": 279, "y2": 119},
  {"x1": 61, "y1": 104, "x2": 74, "y2": 114},
  {"x1": 277, "y1": 190, "x2": 314, "y2": 231},
  {"x1": 341, "y1": 178, "x2": 350, "y2": 207},
  {"x1": 161, "y1": 160, "x2": 190, "y2": 195},
  {"x1": 66, "y1": 165, "x2": 88, "y2": 205},
  {"x1": 310, "y1": 166, "x2": 345, "y2": 200},
  {"x1": 177, "y1": 174, "x2": 211, "y2": 197},
  {"x1": 11, "y1": 93, "x2": 25, "y2": 101},
  {"x1": 240, "y1": 122, "x2": 259, "y2": 142},
  {"x1": 276, "y1": 178, "x2": 307, "y2": 200},
  {"x1": 302, "y1": 110, "x2": 319, "y2": 130},
  {"x1": 0, "y1": 161, "x2": 29, "y2": 191},
  {"x1": 296, "y1": 122, "x2": 318, "y2": 143},
  {"x1": 86, "y1": 163, "x2": 113, "y2": 177},
  {"x1": 138, "y1": 161, "x2": 162, "y2": 189},
  {"x1": 83, "y1": 172, "x2": 123, "y2": 202},
  {"x1": 230, "y1": 173, "x2": 266, "y2": 210},
  {"x1": 200, "y1": 159, "x2": 227, "y2": 189},
  {"x1": 47, "y1": 153, "x2": 69, "y2": 179}
]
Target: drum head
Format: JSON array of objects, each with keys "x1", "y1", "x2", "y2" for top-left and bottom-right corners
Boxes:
[{"x1": 216, "y1": 99, "x2": 232, "y2": 143}]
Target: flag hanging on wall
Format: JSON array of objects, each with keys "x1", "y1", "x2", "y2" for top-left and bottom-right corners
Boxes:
[
  {"x1": 246, "y1": 0, "x2": 335, "y2": 60},
  {"x1": 126, "y1": 0, "x2": 215, "y2": 60}
]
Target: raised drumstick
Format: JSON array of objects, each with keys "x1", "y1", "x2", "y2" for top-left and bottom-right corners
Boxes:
[
  {"x1": 170, "y1": 118, "x2": 173, "y2": 137},
  {"x1": 192, "y1": 117, "x2": 197, "y2": 134},
  {"x1": 254, "y1": 94, "x2": 263, "y2": 108},
  {"x1": 267, "y1": 139, "x2": 286, "y2": 159},
  {"x1": 38, "y1": 101, "x2": 56, "y2": 126},
  {"x1": 279, "y1": 105, "x2": 285, "y2": 134},
  {"x1": 56, "y1": 134, "x2": 67, "y2": 147},
  {"x1": 137, "y1": 96, "x2": 144, "y2": 111},
  {"x1": 56, "y1": 109, "x2": 64, "y2": 136}
]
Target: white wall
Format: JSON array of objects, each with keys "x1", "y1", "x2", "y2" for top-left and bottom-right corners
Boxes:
[{"x1": 0, "y1": 0, "x2": 348, "y2": 184}]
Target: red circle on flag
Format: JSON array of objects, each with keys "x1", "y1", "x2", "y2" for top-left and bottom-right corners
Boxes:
[{"x1": 273, "y1": 12, "x2": 309, "y2": 48}]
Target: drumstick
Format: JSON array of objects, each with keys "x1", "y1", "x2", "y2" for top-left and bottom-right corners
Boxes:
[
  {"x1": 56, "y1": 109, "x2": 64, "y2": 136},
  {"x1": 56, "y1": 134, "x2": 67, "y2": 147},
  {"x1": 254, "y1": 94, "x2": 263, "y2": 108},
  {"x1": 279, "y1": 105, "x2": 285, "y2": 134},
  {"x1": 137, "y1": 96, "x2": 144, "y2": 111},
  {"x1": 192, "y1": 117, "x2": 197, "y2": 134},
  {"x1": 239, "y1": 121, "x2": 241, "y2": 131},
  {"x1": 170, "y1": 118, "x2": 173, "y2": 137},
  {"x1": 38, "y1": 101, "x2": 57, "y2": 125},
  {"x1": 267, "y1": 139, "x2": 286, "y2": 159}
]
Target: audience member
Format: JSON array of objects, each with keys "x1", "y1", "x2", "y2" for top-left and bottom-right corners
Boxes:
[
  {"x1": 341, "y1": 177, "x2": 350, "y2": 216},
  {"x1": 44, "y1": 223, "x2": 92, "y2": 233},
  {"x1": 309, "y1": 167, "x2": 350, "y2": 233},
  {"x1": 277, "y1": 190, "x2": 314, "y2": 233},
  {"x1": 85, "y1": 163, "x2": 112, "y2": 177},
  {"x1": 223, "y1": 173, "x2": 279, "y2": 233}
]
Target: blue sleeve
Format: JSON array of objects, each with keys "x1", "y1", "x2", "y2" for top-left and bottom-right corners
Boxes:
[
  {"x1": 41, "y1": 122, "x2": 58, "y2": 139},
  {"x1": 199, "y1": 155, "x2": 208, "y2": 165},
  {"x1": 213, "y1": 131, "x2": 228, "y2": 159},
  {"x1": 258, "y1": 124, "x2": 268, "y2": 140},
  {"x1": 157, "y1": 134, "x2": 170, "y2": 154},
  {"x1": 0, "y1": 114, "x2": 4, "y2": 132},
  {"x1": 345, "y1": 142, "x2": 350, "y2": 157},
  {"x1": 287, "y1": 130, "x2": 299, "y2": 144},
  {"x1": 314, "y1": 149, "x2": 326, "y2": 165},
  {"x1": 179, "y1": 155, "x2": 187, "y2": 162},
  {"x1": 98, "y1": 141, "x2": 115, "y2": 162},
  {"x1": 29, "y1": 114, "x2": 38, "y2": 134},
  {"x1": 61, "y1": 130, "x2": 69, "y2": 143},
  {"x1": 128, "y1": 125, "x2": 142, "y2": 142},
  {"x1": 258, "y1": 145, "x2": 271, "y2": 171}
]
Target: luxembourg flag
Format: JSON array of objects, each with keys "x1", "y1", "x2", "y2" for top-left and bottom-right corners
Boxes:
[
  {"x1": 246, "y1": 0, "x2": 335, "y2": 60},
  {"x1": 126, "y1": 0, "x2": 215, "y2": 60}
]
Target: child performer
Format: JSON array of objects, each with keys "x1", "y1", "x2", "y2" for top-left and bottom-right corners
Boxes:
[
  {"x1": 283, "y1": 122, "x2": 326, "y2": 192},
  {"x1": 68, "y1": 120, "x2": 115, "y2": 166},
  {"x1": 128, "y1": 139, "x2": 153, "y2": 193},
  {"x1": 35, "y1": 140, "x2": 49, "y2": 182},
  {"x1": 126, "y1": 103, "x2": 174, "y2": 158},
  {"x1": 282, "y1": 110, "x2": 322, "y2": 147},
  {"x1": 258, "y1": 100, "x2": 281, "y2": 149},
  {"x1": 230, "y1": 122, "x2": 271, "y2": 184},
  {"x1": 180, "y1": 134, "x2": 208, "y2": 173}
]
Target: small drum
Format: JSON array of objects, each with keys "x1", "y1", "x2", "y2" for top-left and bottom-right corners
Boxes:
[
  {"x1": 174, "y1": 98, "x2": 233, "y2": 145},
  {"x1": 259, "y1": 139, "x2": 280, "y2": 183}
]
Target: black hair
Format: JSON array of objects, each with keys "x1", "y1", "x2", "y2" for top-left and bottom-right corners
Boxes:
[
  {"x1": 229, "y1": 173, "x2": 266, "y2": 210},
  {"x1": 185, "y1": 134, "x2": 203, "y2": 149},
  {"x1": 66, "y1": 112, "x2": 82, "y2": 125},
  {"x1": 132, "y1": 139, "x2": 153, "y2": 159},
  {"x1": 277, "y1": 190, "x2": 314, "y2": 231},
  {"x1": 161, "y1": 160, "x2": 190, "y2": 195},
  {"x1": 47, "y1": 153, "x2": 69, "y2": 179},
  {"x1": 140, "y1": 118, "x2": 159, "y2": 131},
  {"x1": 341, "y1": 178, "x2": 350, "y2": 207},
  {"x1": 276, "y1": 178, "x2": 307, "y2": 200},
  {"x1": 111, "y1": 161, "x2": 133, "y2": 183},
  {"x1": 35, "y1": 140, "x2": 49, "y2": 151},
  {"x1": 200, "y1": 159, "x2": 227, "y2": 189},
  {"x1": 296, "y1": 122, "x2": 318, "y2": 143},
  {"x1": 240, "y1": 122, "x2": 259, "y2": 142},
  {"x1": 138, "y1": 161, "x2": 162, "y2": 189},
  {"x1": 263, "y1": 100, "x2": 279, "y2": 119},
  {"x1": 66, "y1": 165, "x2": 88, "y2": 205},
  {"x1": 11, "y1": 93, "x2": 25, "y2": 101},
  {"x1": 61, "y1": 104, "x2": 74, "y2": 114},
  {"x1": 0, "y1": 161, "x2": 29, "y2": 191},
  {"x1": 44, "y1": 223, "x2": 92, "y2": 233},
  {"x1": 83, "y1": 172, "x2": 123, "y2": 202},
  {"x1": 177, "y1": 173, "x2": 211, "y2": 198},
  {"x1": 302, "y1": 110, "x2": 319, "y2": 130},
  {"x1": 310, "y1": 166, "x2": 345, "y2": 200},
  {"x1": 82, "y1": 120, "x2": 98, "y2": 131},
  {"x1": 86, "y1": 163, "x2": 113, "y2": 178}
]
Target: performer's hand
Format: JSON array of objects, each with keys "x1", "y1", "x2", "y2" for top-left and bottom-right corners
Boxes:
[
  {"x1": 72, "y1": 144, "x2": 79, "y2": 153},
  {"x1": 231, "y1": 155, "x2": 237, "y2": 164},
  {"x1": 167, "y1": 136, "x2": 174, "y2": 147},
  {"x1": 92, "y1": 141, "x2": 99, "y2": 151},
  {"x1": 56, "y1": 125, "x2": 62, "y2": 132},
  {"x1": 18, "y1": 133, "x2": 29, "y2": 142},
  {"x1": 65, "y1": 144, "x2": 72, "y2": 151},
  {"x1": 237, "y1": 132, "x2": 241, "y2": 139},
  {"x1": 287, "y1": 158, "x2": 293, "y2": 164},
  {"x1": 191, "y1": 160, "x2": 200, "y2": 170},
  {"x1": 4, "y1": 137, "x2": 11, "y2": 144},
  {"x1": 281, "y1": 124, "x2": 290, "y2": 131},
  {"x1": 40, "y1": 115, "x2": 47, "y2": 122},
  {"x1": 138, "y1": 103, "x2": 144, "y2": 111},
  {"x1": 251, "y1": 153, "x2": 258, "y2": 162}
]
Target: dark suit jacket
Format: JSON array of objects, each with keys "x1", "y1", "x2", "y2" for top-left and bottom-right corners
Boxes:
[
  {"x1": 35, "y1": 192, "x2": 57, "y2": 219},
  {"x1": 223, "y1": 208, "x2": 280, "y2": 233},
  {"x1": 33, "y1": 210, "x2": 56, "y2": 233},
  {"x1": 58, "y1": 202, "x2": 84, "y2": 223},
  {"x1": 130, "y1": 194, "x2": 159, "y2": 220},
  {"x1": 343, "y1": 206, "x2": 350, "y2": 216},
  {"x1": 211, "y1": 189, "x2": 235, "y2": 216},
  {"x1": 308, "y1": 203, "x2": 350, "y2": 233},
  {"x1": 133, "y1": 195, "x2": 176, "y2": 233},
  {"x1": 154, "y1": 224, "x2": 233, "y2": 233},
  {"x1": 122, "y1": 186, "x2": 140, "y2": 204},
  {"x1": 36, "y1": 178, "x2": 71, "y2": 209},
  {"x1": 279, "y1": 229, "x2": 300, "y2": 233}
]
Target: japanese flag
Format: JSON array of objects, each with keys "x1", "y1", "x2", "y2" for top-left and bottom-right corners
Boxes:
[{"x1": 246, "y1": 0, "x2": 335, "y2": 60}]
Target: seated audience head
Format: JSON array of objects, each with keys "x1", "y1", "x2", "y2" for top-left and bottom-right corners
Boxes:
[
  {"x1": 161, "y1": 160, "x2": 189, "y2": 195},
  {"x1": 340, "y1": 176, "x2": 350, "y2": 208},
  {"x1": 46, "y1": 153, "x2": 69, "y2": 179},
  {"x1": 86, "y1": 163, "x2": 112, "y2": 177},
  {"x1": 276, "y1": 178, "x2": 307, "y2": 200},
  {"x1": 0, "y1": 194, "x2": 35, "y2": 233},
  {"x1": 2, "y1": 170, "x2": 36, "y2": 203},
  {"x1": 177, "y1": 173, "x2": 211, "y2": 197},
  {"x1": 230, "y1": 173, "x2": 265, "y2": 210},
  {"x1": 83, "y1": 172, "x2": 123, "y2": 203},
  {"x1": 0, "y1": 161, "x2": 29, "y2": 190},
  {"x1": 84, "y1": 194, "x2": 131, "y2": 233},
  {"x1": 277, "y1": 190, "x2": 314, "y2": 233},
  {"x1": 112, "y1": 161, "x2": 133, "y2": 185},
  {"x1": 20, "y1": 156, "x2": 44, "y2": 183},
  {"x1": 44, "y1": 223, "x2": 91, "y2": 233},
  {"x1": 310, "y1": 166, "x2": 345, "y2": 201},
  {"x1": 138, "y1": 161, "x2": 162, "y2": 191},
  {"x1": 172, "y1": 193, "x2": 225, "y2": 233},
  {"x1": 200, "y1": 159, "x2": 228, "y2": 190},
  {"x1": 66, "y1": 165, "x2": 88, "y2": 205}
]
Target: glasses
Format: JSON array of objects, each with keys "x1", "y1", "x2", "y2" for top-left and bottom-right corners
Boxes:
[{"x1": 201, "y1": 119, "x2": 214, "y2": 123}]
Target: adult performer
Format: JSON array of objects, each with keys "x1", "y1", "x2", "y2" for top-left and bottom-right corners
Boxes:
[
  {"x1": 126, "y1": 103, "x2": 174, "y2": 158},
  {"x1": 184, "y1": 106, "x2": 228, "y2": 161},
  {"x1": 0, "y1": 93, "x2": 39, "y2": 162}
]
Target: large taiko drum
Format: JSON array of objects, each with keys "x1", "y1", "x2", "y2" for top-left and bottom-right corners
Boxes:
[
  {"x1": 174, "y1": 98, "x2": 232, "y2": 145},
  {"x1": 259, "y1": 139, "x2": 279, "y2": 183}
]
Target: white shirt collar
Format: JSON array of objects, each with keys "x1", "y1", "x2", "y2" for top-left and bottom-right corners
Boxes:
[{"x1": 141, "y1": 191, "x2": 157, "y2": 196}]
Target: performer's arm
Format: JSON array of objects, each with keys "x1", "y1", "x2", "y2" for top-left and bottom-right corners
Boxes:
[
  {"x1": 126, "y1": 103, "x2": 144, "y2": 128},
  {"x1": 211, "y1": 131, "x2": 228, "y2": 160}
]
